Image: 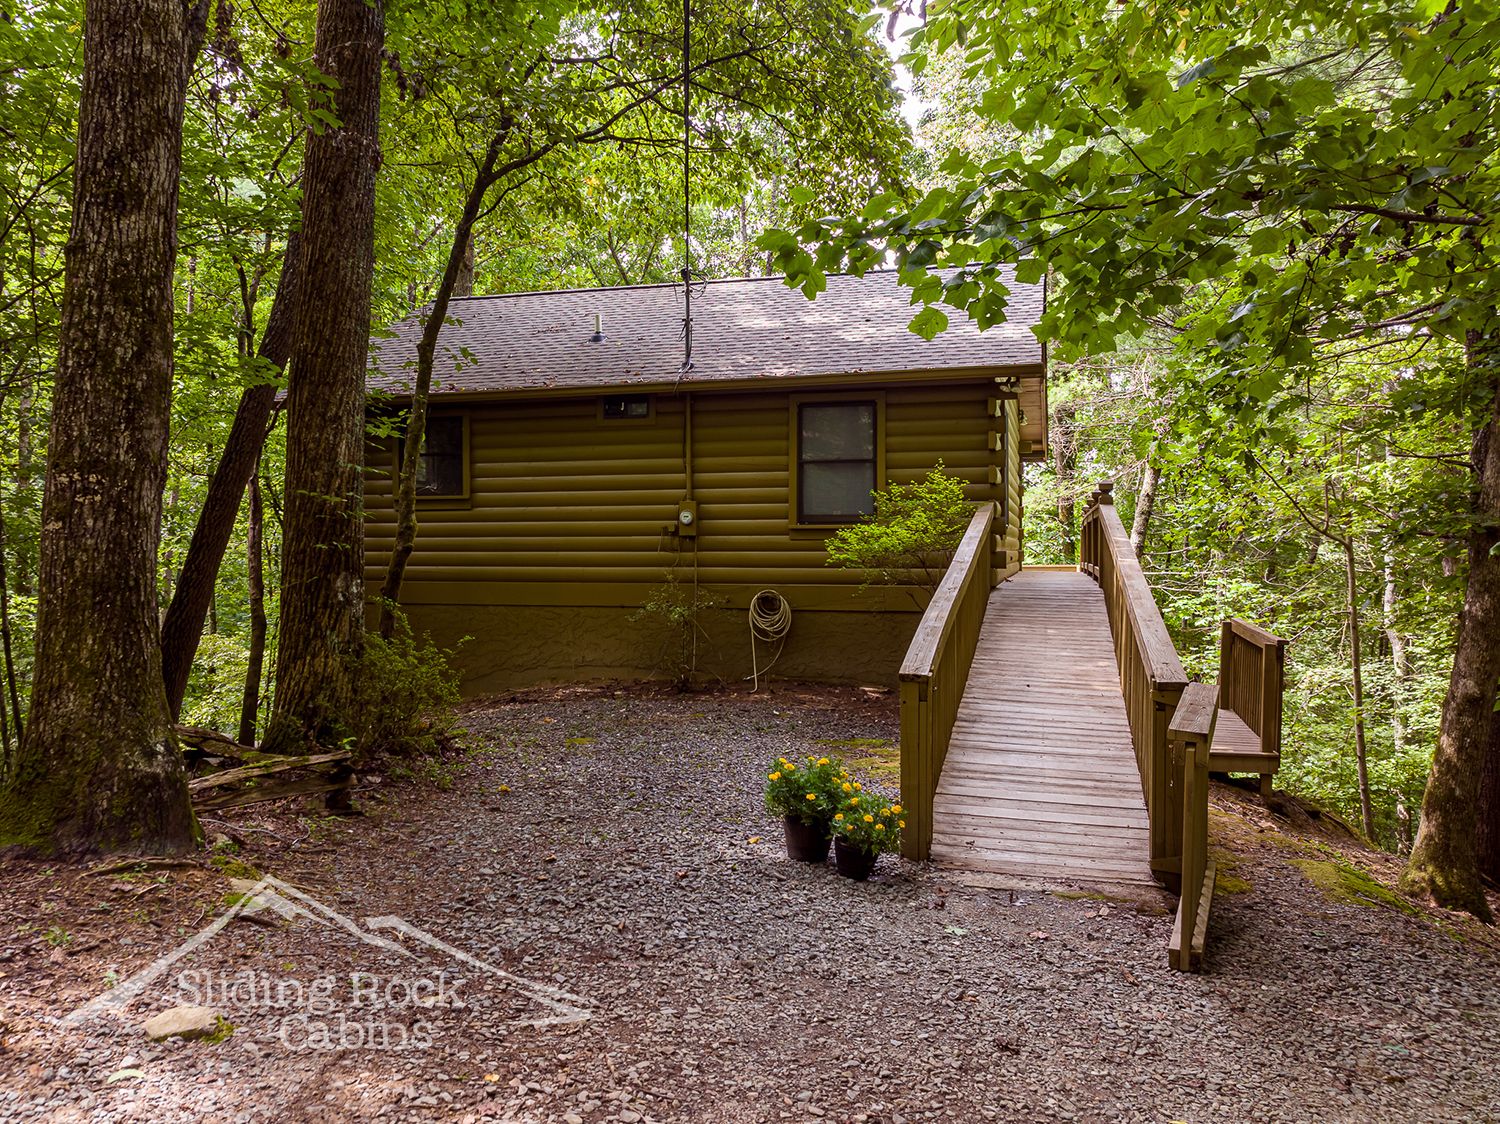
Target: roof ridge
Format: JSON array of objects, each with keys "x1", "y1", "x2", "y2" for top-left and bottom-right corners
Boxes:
[{"x1": 445, "y1": 268, "x2": 912, "y2": 304}]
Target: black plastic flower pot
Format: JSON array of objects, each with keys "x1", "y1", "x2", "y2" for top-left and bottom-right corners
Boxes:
[
  {"x1": 833, "y1": 837, "x2": 878, "y2": 881},
  {"x1": 783, "y1": 816, "x2": 831, "y2": 863}
]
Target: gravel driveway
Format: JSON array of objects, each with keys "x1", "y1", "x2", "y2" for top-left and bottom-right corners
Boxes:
[{"x1": 2, "y1": 684, "x2": 1498, "y2": 1123}]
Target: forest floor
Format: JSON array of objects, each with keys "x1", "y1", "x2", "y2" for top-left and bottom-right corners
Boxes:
[{"x1": 1, "y1": 683, "x2": 1499, "y2": 1123}]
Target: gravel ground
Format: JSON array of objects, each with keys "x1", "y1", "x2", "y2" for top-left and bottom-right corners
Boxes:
[{"x1": 2, "y1": 683, "x2": 1499, "y2": 1123}]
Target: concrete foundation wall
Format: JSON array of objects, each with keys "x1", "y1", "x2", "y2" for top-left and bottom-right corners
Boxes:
[{"x1": 389, "y1": 602, "x2": 921, "y2": 695}]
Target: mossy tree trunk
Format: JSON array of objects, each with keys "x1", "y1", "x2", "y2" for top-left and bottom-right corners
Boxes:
[
  {"x1": 1402, "y1": 336, "x2": 1500, "y2": 921},
  {"x1": 0, "y1": 0, "x2": 208, "y2": 854},
  {"x1": 159, "y1": 232, "x2": 302, "y2": 717},
  {"x1": 1478, "y1": 705, "x2": 1500, "y2": 888},
  {"x1": 261, "y1": 0, "x2": 384, "y2": 754}
]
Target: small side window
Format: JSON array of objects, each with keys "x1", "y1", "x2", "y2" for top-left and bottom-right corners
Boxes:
[
  {"x1": 412, "y1": 415, "x2": 466, "y2": 497},
  {"x1": 601, "y1": 395, "x2": 652, "y2": 420}
]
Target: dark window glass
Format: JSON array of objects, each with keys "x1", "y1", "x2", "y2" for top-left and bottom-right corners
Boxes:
[
  {"x1": 602, "y1": 395, "x2": 651, "y2": 419},
  {"x1": 414, "y1": 415, "x2": 465, "y2": 497},
  {"x1": 798, "y1": 402, "x2": 876, "y2": 523}
]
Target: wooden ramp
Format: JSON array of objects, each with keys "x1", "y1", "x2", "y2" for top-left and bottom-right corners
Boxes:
[{"x1": 930, "y1": 569, "x2": 1154, "y2": 885}]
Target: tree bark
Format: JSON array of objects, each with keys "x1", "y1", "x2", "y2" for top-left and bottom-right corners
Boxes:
[
  {"x1": 1344, "y1": 537, "x2": 1376, "y2": 839},
  {"x1": 1053, "y1": 402, "x2": 1076, "y2": 564},
  {"x1": 237, "y1": 468, "x2": 267, "y2": 748},
  {"x1": 0, "y1": 503, "x2": 22, "y2": 751},
  {"x1": 261, "y1": 0, "x2": 384, "y2": 754},
  {"x1": 1130, "y1": 461, "x2": 1160, "y2": 562},
  {"x1": 455, "y1": 231, "x2": 475, "y2": 298},
  {"x1": 378, "y1": 132, "x2": 503, "y2": 638},
  {"x1": 160, "y1": 232, "x2": 301, "y2": 717},
  {"x1": 0, "y1": 0, "x2": 207, "y2": 854},
  {"x1": 1478, "y1": 703, "x2": 1500, "y2": 888},
  {"x1": 1402, "y1": 341, "x2": 1500, "y2": 921}
]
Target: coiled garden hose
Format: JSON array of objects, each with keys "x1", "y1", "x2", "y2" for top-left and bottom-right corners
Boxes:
[{"x1": 748, "y1": 589, "x2": 792, "y2": 692}]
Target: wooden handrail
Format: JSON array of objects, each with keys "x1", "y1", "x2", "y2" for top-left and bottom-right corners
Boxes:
[
  {"x1": 1079, "y1": 483, "x2": 1188, "y2": 886},
  {"x1": 1167, "y1": 682, "x2": 1218, "y2": 972},
  {"x1": 900, "y1": 505, "x2": 994, "y2": 681},
  {"x1": 1219, "y1": 619, "x2": 1288, "y2": 754},
  {"x1": 899, "y1": 504, "x2": 996, "y2": 859}
]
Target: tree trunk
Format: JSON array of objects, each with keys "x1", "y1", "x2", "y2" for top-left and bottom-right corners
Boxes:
[
  {"x1": 237, "y1": 469, "x2": 267, "y2": 748},
  {"x1": 378, "y1": 133, "x2": 503, "y2": 638},
  {"x1": 1053, "y1": 402, "x2": 1076, "y2": 564},
  {"x1": 1478, "y1": 703, "x2": 1500, "y2": 888},
  {"x1": 0, "y1": 504, "x2": 13, "y2": 775},
  {"x1": 455, "y1": 231, "x2": 475, "y2": 298},
  {"x1": 1130, "y1": 461, "x2": 1160, "y2": 562},
  {"x1": 1402, "y1": 343, "x2": 1500, "y2": 921},
  {"x1": 0, "y1": 0, "x2": 207, "y2": 854},
  {"x1": 1344, "y1": 538, "x2": 1376, "y2": 839},
  {"x1": 261, "y1": 0, "x2": 384, "y2": 754},
  {"x1": 159, "y1": 233, "x2": 301, "y2": 716},
  {"x1": 0, "y1": 503, "x2": 22, "y2": 750}
]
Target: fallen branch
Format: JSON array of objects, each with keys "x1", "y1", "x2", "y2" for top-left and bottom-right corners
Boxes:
[{"x1": 187, "y1": 751, "x2": 351, "y2": 793}]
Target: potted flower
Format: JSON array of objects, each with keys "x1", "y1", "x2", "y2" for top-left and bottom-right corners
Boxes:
[
  {"x1": 830, "y1": 788, "x2": 903, "y2": 880},
  {"x1": 764, "y1": 755, "x2": 846, "y2": 862}
]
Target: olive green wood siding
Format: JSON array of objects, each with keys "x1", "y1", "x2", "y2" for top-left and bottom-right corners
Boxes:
[{"x1": 364, "y1": 379, "x2": 1010, "y2": 610}]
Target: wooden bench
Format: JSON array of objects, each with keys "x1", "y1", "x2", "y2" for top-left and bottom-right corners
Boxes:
[{"x1": 1209, "y1": 620, "x2": 1288, "y2": 796}]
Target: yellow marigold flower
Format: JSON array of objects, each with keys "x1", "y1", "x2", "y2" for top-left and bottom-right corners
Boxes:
[
  {"x1": 853, "y1": 782, "x2": 863, "y2": 791},
  {"x1": 849, "y1": 798, "x2": 860, "y2": 806},
  {"x1": 875, "y1": 824, "x2": 886, "y2": 832},
  {"x1": 891, "y1": 804, "x2": 902, "y2": 814},
  {"x1": 768, "y1": 771, "x2": 781, "y2": 781},
  {"x1": 899, "y1": 820, "x2": 906, "y2": 828},
  {"x1": 834, "y1": 813, "x2": 844, "y2": 822},
  {"x1": 863, "y1": 814, "x2": 874, "y2": 823},
  {"x1": 841, "y1": 783, "x2": 852, "y2": 793},
  {"x1": 806, "y1": 792, "x2": 817, "y2": 801},
  {"x1": 806, "y1": 756, "x2": 815, "y2": 763},
  {"x1": 817, "y1": 757, "x2": 829, "y2": 766}
]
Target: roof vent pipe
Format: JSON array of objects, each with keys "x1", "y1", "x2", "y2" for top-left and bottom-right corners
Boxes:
[{"x1": 590, "y1": 312, "x2": 606, "y2": 343}]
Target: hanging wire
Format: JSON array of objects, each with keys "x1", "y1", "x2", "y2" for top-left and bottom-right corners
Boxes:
[{"x1": 677, "y1": 0, "x2": 698, "y2": 378}]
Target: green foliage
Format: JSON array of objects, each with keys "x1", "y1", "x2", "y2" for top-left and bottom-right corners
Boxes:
[
  {"x1": 179, "y1": 632, "x2": 252, "y2": 734},
  {"x1": 831, "y1": 788, "x2": 903, "y2": 856},
  {"x1": 631, "y1": 573, "x2": 723, "y2": 688},
  {"x1": 764, "y1": 753, "x2": 848, "y2": 827},
  {"x1": 825, "y1": 464, "x2": 974, "y2": 595},
  {"x1": 349, "y1": 610, "x2": 463, "y2": 761},
  {"x1": 763, "y1": 1, "x2": 1497, "y2": 378}
]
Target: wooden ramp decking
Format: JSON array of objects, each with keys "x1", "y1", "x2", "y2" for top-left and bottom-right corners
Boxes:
[{"x1": 930, "y1": 569, "x2": 1154, "y2": 885}]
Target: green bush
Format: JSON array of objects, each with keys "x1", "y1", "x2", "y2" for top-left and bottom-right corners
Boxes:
[
  {"x1": 825, "y1": 464, "x2": 974, "y2": 596},
  {"x1": 350, "y1": 609, "x2": 464, "y2": 761}
]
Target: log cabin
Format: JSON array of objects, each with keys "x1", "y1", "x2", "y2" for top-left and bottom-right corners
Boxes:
[{"x1": 363, "y1": 269, "x2": 1047, "y2": 692}]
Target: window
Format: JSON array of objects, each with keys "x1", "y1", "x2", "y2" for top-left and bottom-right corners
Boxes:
[
  {"x1": 411, "y1": 415, "x2": 466, "y2": 498},
  {"x1": 601, "y1": 395, "x2": 651, "y2": 420},
  {"x1": 797, "y1": 400, "x2": 877, "y2": 524}
]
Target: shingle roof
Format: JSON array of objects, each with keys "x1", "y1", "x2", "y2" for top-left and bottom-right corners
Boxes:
[{"x1": 368, "y1": 269, "x2": 1044, "y2": 396}]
